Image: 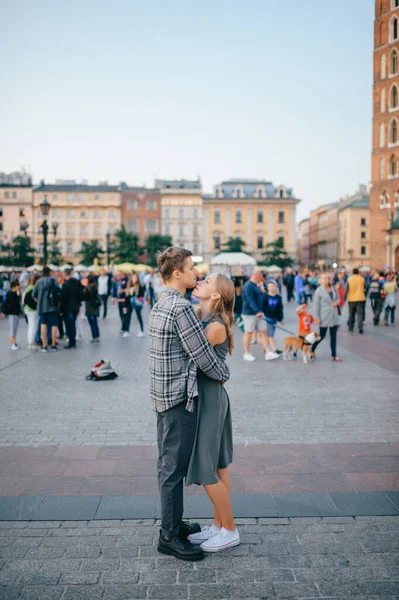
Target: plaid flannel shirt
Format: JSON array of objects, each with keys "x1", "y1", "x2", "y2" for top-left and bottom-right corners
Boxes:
[{"x1": 148, "y1": 287, "x2": 230, "y2": 413}]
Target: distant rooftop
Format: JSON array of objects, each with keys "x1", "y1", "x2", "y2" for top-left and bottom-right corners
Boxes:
[
  {"x1": 207, "y1": 179, "x2": 295, "y2": 200},
  {"x1": 34, "y1": 180, "x2": 119, "y2": 193},
  {"x1": 155, "y1": 179, "x2": 202, "y2": 190},
  {"x1": 0, "y1": 171, "x2": 32, "y2": 187},
  {"x1": 338, "y1": 184, "x2": 369, "y2": 211}
]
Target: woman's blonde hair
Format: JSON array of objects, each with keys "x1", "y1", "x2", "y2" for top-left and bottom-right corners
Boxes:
[{"x1": 210, "y1": 273, "x2": 235, "y2": 354}]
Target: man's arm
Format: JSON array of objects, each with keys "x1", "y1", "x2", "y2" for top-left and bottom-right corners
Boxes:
[{"x1": 174, "y1": 303, "x2": 230, "y2": 383}]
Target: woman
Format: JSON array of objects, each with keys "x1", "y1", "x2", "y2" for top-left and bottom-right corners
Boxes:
[
  {"x1": 383, "y1": 272, "x2": 397, "y2": 325},
  {"x1": 127, "y1": 273, "x2": 145, "y2": 337},
  {"x1": 311, "y1": 273, "x2": 343, "y2": 362},
  {"x1": 24, "y1": 275, "x2": 39, "y2": 350},
  {"x1": 85, "y1": 275, "x2": 101, "y2": 343},
  {"x1": 185, "y1": 273, "x2": 240, "y2": 553}
]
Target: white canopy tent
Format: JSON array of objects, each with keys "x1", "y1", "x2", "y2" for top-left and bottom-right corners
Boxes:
[
  {"x1": 211, "y1": 252, "x2": 256, "y2": 267},
  {"x1": 263, "y1": 264, "x2": 283, "y2": 273}
]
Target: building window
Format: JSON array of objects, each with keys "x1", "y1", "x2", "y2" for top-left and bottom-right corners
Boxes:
[
  {"x1": 95, "y1": 194, "x2": 100, "y2": 201},
  {"x1": 38, "y1": 243, "x2": 44, "y2": 254},
  {"x1": 193, "y1": 243, "x2": 199, "y2": 254},
  {"x1": 391, "y1": 84, "x2": 398, "y2": 109},
  {"x1": 381, "y1": 88, "x2": 386, "y2": 113},
  {"x1": 258, "y1": 189, "x2": 263, "y2": 198},
  {"x1": 213, "y1": 236, "x2": 221, "y2": 250},
  {"x1": 11, "y1": 192, "x2": 17, "y2": 199},
  {"x1": 257, "y1": 236, "x2": 264, "y2": 249},
  {"x1": 94, "y1": 209, "x2": 102, "y2": 218},
  {"x1": 165, "y1": 208, "x2": 171, "y2": 219},
  {"x1": 235, "y1": 210, "x2": 242, "y2": 224},
  {"x1": 147, "y1": 200, "x2": 156, "y2": 211},
  {"x1": 193, "y1": 225, "x2": 199, "y2": 237},
  {"x1": 380, "y1": 157, "x2": 385, "y2": 179},
  {"x1": 193, "y1": 208, "x2": 199, "y2": 220},
  {"x1": 165, "y1": 224, "x2": 170, "y2": 235},
  {"x1": 94, "y1": 225, "x2": 101, "y2": 235},
  {"x1": 380, "y1": 123, "x2": 385, "y2": 147},
  {"x1": 19, "y1": 209, "x2": 26, "y2": 217},
  {"x1": 127, "y1": 219, "x2": 137, "y2": 233},
  {"x1": 381, "y1": 53, "x2": 386, "y2": 79},
  {"x1": 67, "y1": 226, "x2": 73, "y2": 235},
  {"x1": 361, "y1": 218, "x2": 367, "y2": 226},
  {"x1": 108, "y1": 210, "x2": 116, "y2": 219},
  {"x1": 394, "y1": 0, "x2": 399, "y2": 7},
  {"x1": 279, "y1": 189, "x2": 284, "y2": 198},
  {"x1": 277, "y1": 236, "x2": 285, "y2": 248},
  {"x1": 128, "y1": 200, "x2": 137, "y2": 210},
  {"x1": 390, "y1": 118, "x2": 398, "y2": 143},
  {"x1": 214, "y1": 210, "x2": 221, "y2": 224},
  {"x1": 0, "y1": 209, "x2": 3, "y2": 217},
  {"x1": 80, "y1": 210, "x2": 87, "y2": 219},
  {"x1": 391, "y1": 155, "x2": 397, "y2": 176},
  {"x1": 278, "y1": 211, "x2": 285, "y2": 224},
  {"x1": 66, "y1": 242, "x2": 73, "y2": 254},
  {"x1": 361, "y1": 231, "x2": 366, "y2": 239},
  {"x1": 81, "y1": 226, "x2": 87, "y2": 235},
  {"x1": 146, "y1": 219, "x2": 157, "y2": 233},
  {"x1": 179, "y1": 224, "x2": 184, "y2": 236},
  {"x1": 361, "y1": 246, "x2": 366, "y2": 256},
  {"x1": 52, "y1": 208, "x2": 60, "y2": 217},
  {"x1": 179, "y1": 208, "x2": 184, "y2": 219},
  {"x1": 4, "y1": 191, "x2": 9, "y2": 199},
  {"x1": 52, "y1": 194, "x2": 57, "y2": 201},
  {"x1": 0, "y1": 223, "x2": 3, "y2": 231},
  {"x1": 257, "y1": 211, "x2": 263, "y2": 223},
  {"x1": 390, "y1": 16, "x2": 398, "y2": 42},
  {"x1": 236, "y1": 188, "x2": 242, "y2": 198},
  {"x1": 391, "y1": 49, "x2": 398, "y2": 75},
  {"x1": 66, "y1": 209, "x2": 74, "y2": 218}
]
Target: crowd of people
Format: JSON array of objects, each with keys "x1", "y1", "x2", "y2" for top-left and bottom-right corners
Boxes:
[{"x1": 0, "y1": 266, "x2": 162, "y2": 351}]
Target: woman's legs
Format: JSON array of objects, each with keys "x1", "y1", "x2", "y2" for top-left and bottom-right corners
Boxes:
[
  {"x1": 87, "y1": 316, "x2": 100, "y2": 340},
  {"x1": 212, "y1": 468, "x2": 231, "y2": 527},
  {"x1": 203, "y1": 479, "x2": 235, "y2": 531},
  {"x1": 27, "y1": 311, "x2": 38, "y2": 346},
  {"x1": 329, "y1": 326, "x2": 338, "y2": 358},
  {"x1": 134, "y1": 305, "x2": 144, "y2": 332},
  {"x1": 311, "y1": 326, "x2": 327, "y2": 354}
]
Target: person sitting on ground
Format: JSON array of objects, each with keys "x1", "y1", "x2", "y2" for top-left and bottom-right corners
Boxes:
[{"x1": 262, "y1": 281, "x2": 284, "y2": 355}]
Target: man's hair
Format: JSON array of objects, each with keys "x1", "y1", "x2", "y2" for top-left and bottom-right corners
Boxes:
[
  {"x1": 42, "y1": 266, "x2": 50, "y2": 277},
  {"x1": 64, "y1": 268, "x2": 72, "y2": 276},
  {"x1": 11, "y1": 280, "x2": 20, "y2": 289},
  {"x1": 353, "y1": 268, "x2": 359, "y2": 275},
  {"x1": 157, "y1": 247, "x2": 193, "y2": 281}
]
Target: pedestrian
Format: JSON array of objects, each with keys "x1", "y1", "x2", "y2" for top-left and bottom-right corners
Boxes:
[
  {"x1": 97, "y1": 268, "x2": 111, "y2": 319},
  {"x1": 346, "y1": 268, "x2": 366, "y2": 334},
  {"x1": 60, "y1": 268, "x2": 84, "y2": 349},
  {"x1": 32, "y1": 266, "x2": 61, "y2": 352},
  {"x1": 311, "y1": 273, "x2": 343, "y2": 362},
  {"x1": 241, "y1": 268, "x2": 279, "y2": 361},
  {"x1": 148, "y1": 247, "x2": 230, "y2": 561},
  {"x1": 294, "y1": 270, "x2": 306, "y2": 304},
  {"x1": 85, "y1": 275, "x2": 101, "y2": 343},
  {"x1": 112, "y1": 270, "x2": 129, "y2": 336},
  {"x1": 3, "y1": 280, "x2": 23, "y2": 350},
  {"x1": 19, "y1": 267, "x2": 29, "y2": 295},
  {"x1": 233, "y1": 279, "x2": 243, "y2": 324},
  {"x1": 144, "y1": 269, "x2": 156, "y2": 307},
  {"x1": 262, "y1": 280, "x2": 284, "y2": 355},
  {"x1": 283, "y1": 268, "x2": 295, "y2": 303},
  {"x1": 185, "y1": 272, "x2": 240, "y2": 552},
  {"x1": 24, "y1": 275, "x2": 39, "y2": 350},
  {"x1": 127, "y1": 273, "x2": 145, "y2": 337},
  {"x1": 369, "y1": 273, "x2": 385, "y2": 326},
  {"x1": 383, "y1": 273, "x2": 397, "y2": 326}
]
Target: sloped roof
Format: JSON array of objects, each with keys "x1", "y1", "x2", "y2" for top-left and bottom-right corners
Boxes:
[{"x1": 33, "y1": 182, "x2": 119, "y2": 193}]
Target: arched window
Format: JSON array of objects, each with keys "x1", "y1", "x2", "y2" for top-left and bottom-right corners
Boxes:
[
  {"x1": 390, "y1": 118, "x2": 398, "y2": 143},
  {"x1": 381, "y1": 88, "x2": 386, "y2": 113},
  {"x1": 380, "y1": 157, "x2": 385, "y2": 179},
  {"x1": 390, "y1": 155, "x2": 397, "y2": 176},
  {"x1": 390, "y1": 49, "x2": 398, "y2": 75},
  {"x1": 393, "y1": 0, "x2": 399, "y2": 9},
  {"x1": 391, "y1": 84, "x2": 398, "y2": 109},
  {"x1": 380, "y1": 123, "x2": 385, "y2": 147},
  {"x1": 214, "y1": 209, "x2": 221, "y2": 225},
  {"x1": 381, "y1": 53, "x2": 386, "y2": 79},
  {"x1": 390, "y1": 16, "x2": 398, "y2": 42}
]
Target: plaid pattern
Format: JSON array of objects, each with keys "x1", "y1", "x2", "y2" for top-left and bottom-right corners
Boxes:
[{"x1": 148, "y1": 288, "x2": 230, "y2": 413}]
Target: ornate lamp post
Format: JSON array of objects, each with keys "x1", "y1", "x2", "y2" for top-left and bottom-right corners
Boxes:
[
  {"x1": 20, "y1": 221, "x2": 29, "y2": 238},
  {"x1": 40, "y1": 196, "x2": 51, "y2": 266},
  {"x1": 52, "y1": 222, "x2": 59, "y2": 237},
  {"x1": 106, "y1": 231, "x2": 111, "y2": 268},
  {"x1": 379, "y1": 192, "x2": 399, "y2": 268}
]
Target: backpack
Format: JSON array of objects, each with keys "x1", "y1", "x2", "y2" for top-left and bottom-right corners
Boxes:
[
  {"x1": 91, "y1": 294, "x2": 102, "y2": 309},
  {"x1": 47, "y1": 279, "x2": 61, "y2": 308},
  {"x1": 86, "y1": 359, "x2": 118, "y2": 381},
  {"x1": 24, "y1": 289, "x2": 37, "y2": 310}
]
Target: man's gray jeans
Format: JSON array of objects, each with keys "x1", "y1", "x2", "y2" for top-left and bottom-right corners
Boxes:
[{"x1": 157, "y1": 400, "x2": 197, "y2": 539}]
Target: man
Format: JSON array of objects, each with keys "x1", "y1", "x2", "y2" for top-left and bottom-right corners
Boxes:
[
  {"x1": 148, "y1": 247, "x2": 230, "y2": 561},
  {"x1": 242, "y1": 268, "x2": 279, "y2": 361},
  {"x1": 97, "y1": 268, "x2": 111, "y2": 319},
  {"x1": 33, "y1": 267, "x2": 60, "y2": 352},
  {"x1": 144, "y1": 269, "x2": 156, "y2": 307},
  {"x1": 346, "y1": 268, "x2": 366, "y2": 334},
  {"x1": 112, "y1": 271, "x2": 129, "y2": 335},
  {"x1": 294, "y1": 270, "x2": 306, "y2": 304},
  {"x1": 283, "y1": 268, "x2": 295, "y2": 303},
  {"x1": 60, "y1": 268, "x2": 84, "y2": 349}
]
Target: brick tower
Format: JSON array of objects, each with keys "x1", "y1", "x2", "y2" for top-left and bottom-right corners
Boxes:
[{"x1": 370, "y1": 0, "x2": 399, "y2": 270}]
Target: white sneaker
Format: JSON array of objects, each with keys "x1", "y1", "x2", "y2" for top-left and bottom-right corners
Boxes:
[
  {"x1": 122, "y1": 331, "x2": 130, "y2": 338},
  {"x1": 28, "y1": 344, "x2": 38, "y2": 351},
  {"x1": 136, "y1": 331, "x2": 145, "y2": 338},
  {"x1": 200, "y1": 527, "x2": 240, "y2": 553},
  {"x1": 10, "y1": 344, "x2": 19, "y2": 351},
  {"x1": 265, "y1": 351, "x2": 280, "y2": 361},
  {"x1": 188, "y1": 524, "x2": 221, "y2": 545},
  {"x1": 243, "y1": 353, "x2": 256, "y2": 362}
]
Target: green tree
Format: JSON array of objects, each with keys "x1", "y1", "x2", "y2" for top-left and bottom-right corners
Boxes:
[
  {"x1": 1, "y1": 236, "x2": 36, "y2": 267},
  {"x1": 142, "y1": 235, "x2": 173, "y2": 267},
  {"x1": 112, "y1": 227, "x2": 141, "y2": 263},
  {"x1": 222, "y1": 237, "x2": 247, "y2": 253},
  {"x1": 49, "y1": 240, "x2": 62, "y2": 266},
  {"x1": 261, "y1": 238, "x2": 294, "y2": 269},
  {"x1": 80, "y1": 240, "x2": 104, "y2": 265}
]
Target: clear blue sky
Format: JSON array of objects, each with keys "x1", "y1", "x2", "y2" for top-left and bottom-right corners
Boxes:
[{"x1": 0, "y1": 0, "x2": 374, "y2": 220}]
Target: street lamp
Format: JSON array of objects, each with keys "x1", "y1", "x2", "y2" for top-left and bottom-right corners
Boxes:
[
  {"x1": 106, "y1": 231, "x2": 111, "y2": 268},
  {"x1": 52, "y1": 222, "x2": 59, "y2": 237},
  {"x1": 20, "y1": 221, "x2": 29, "y2": 238},
  {"x1": 379, "y1": 192, "x2": 399, "y2": 268},
  {"x1": 40, "y1": 195, "x2": 51, "y2": 266}
]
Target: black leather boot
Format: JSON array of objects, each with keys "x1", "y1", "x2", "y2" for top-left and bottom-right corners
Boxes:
[
  {"x1": 179, "y1": 520, "x2": 201, "y2": 538},
  {"x1": 158, "y1": 533, "x2": 204, "y2": 561}
]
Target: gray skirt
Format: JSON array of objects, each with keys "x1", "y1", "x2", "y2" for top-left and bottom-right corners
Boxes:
[{"x1": 185, "y1": 374, "x2": 233, "y2": 486}]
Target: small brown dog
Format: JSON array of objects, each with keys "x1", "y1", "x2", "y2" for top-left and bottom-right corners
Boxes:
[{"x1": 283, "y1": 331, "x2": 320, "y2": 364}]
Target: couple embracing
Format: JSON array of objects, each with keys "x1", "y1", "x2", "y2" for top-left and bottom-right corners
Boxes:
[{"x1": 148, "y1": 247, "x2": 239, "y2": 561}]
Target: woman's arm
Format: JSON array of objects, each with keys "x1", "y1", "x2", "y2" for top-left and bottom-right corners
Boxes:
[{"x1": 204, "y1": 322, "x2": 227, "y2": 347}]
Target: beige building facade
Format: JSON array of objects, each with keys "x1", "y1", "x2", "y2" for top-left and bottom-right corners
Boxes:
[
  {"x1": 338, "y1": 187, "x2": 370, "y2": 269},
  {"x1": 32, "y1": 181, "x2": 121, "y2": 264},
  {"x1": 203, "y1": 179, "x2": 300, "y2": 263},
  {"x1": 0, "y1": 172, "x2": 33, "y2": 255},
  {"x1": 297, "y1": 218, "x2": 310, "y2": 265}
]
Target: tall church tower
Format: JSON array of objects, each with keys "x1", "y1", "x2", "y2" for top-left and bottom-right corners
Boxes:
[{"x1": 370, "y1": 0, "x2": 399, "y2": 269}]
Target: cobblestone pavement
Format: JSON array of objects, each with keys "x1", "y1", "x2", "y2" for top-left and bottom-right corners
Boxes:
[
  {"x1": 0, "y1": 517, "x2": 398, "y2": 599},
  {"x1": 0, "y1": 300, "x2": 398, "y2": 448}
]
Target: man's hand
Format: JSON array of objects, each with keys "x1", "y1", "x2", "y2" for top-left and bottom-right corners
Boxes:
[
  {"x1": 111, "y1": 298, "x2": 115, "y2": 304},
  {"x1": 314, "y1": 318, "x2": 320, "y2": 324},
  {"x1": 256, "y1": 312, "x2": 263, "y2": 319}
]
